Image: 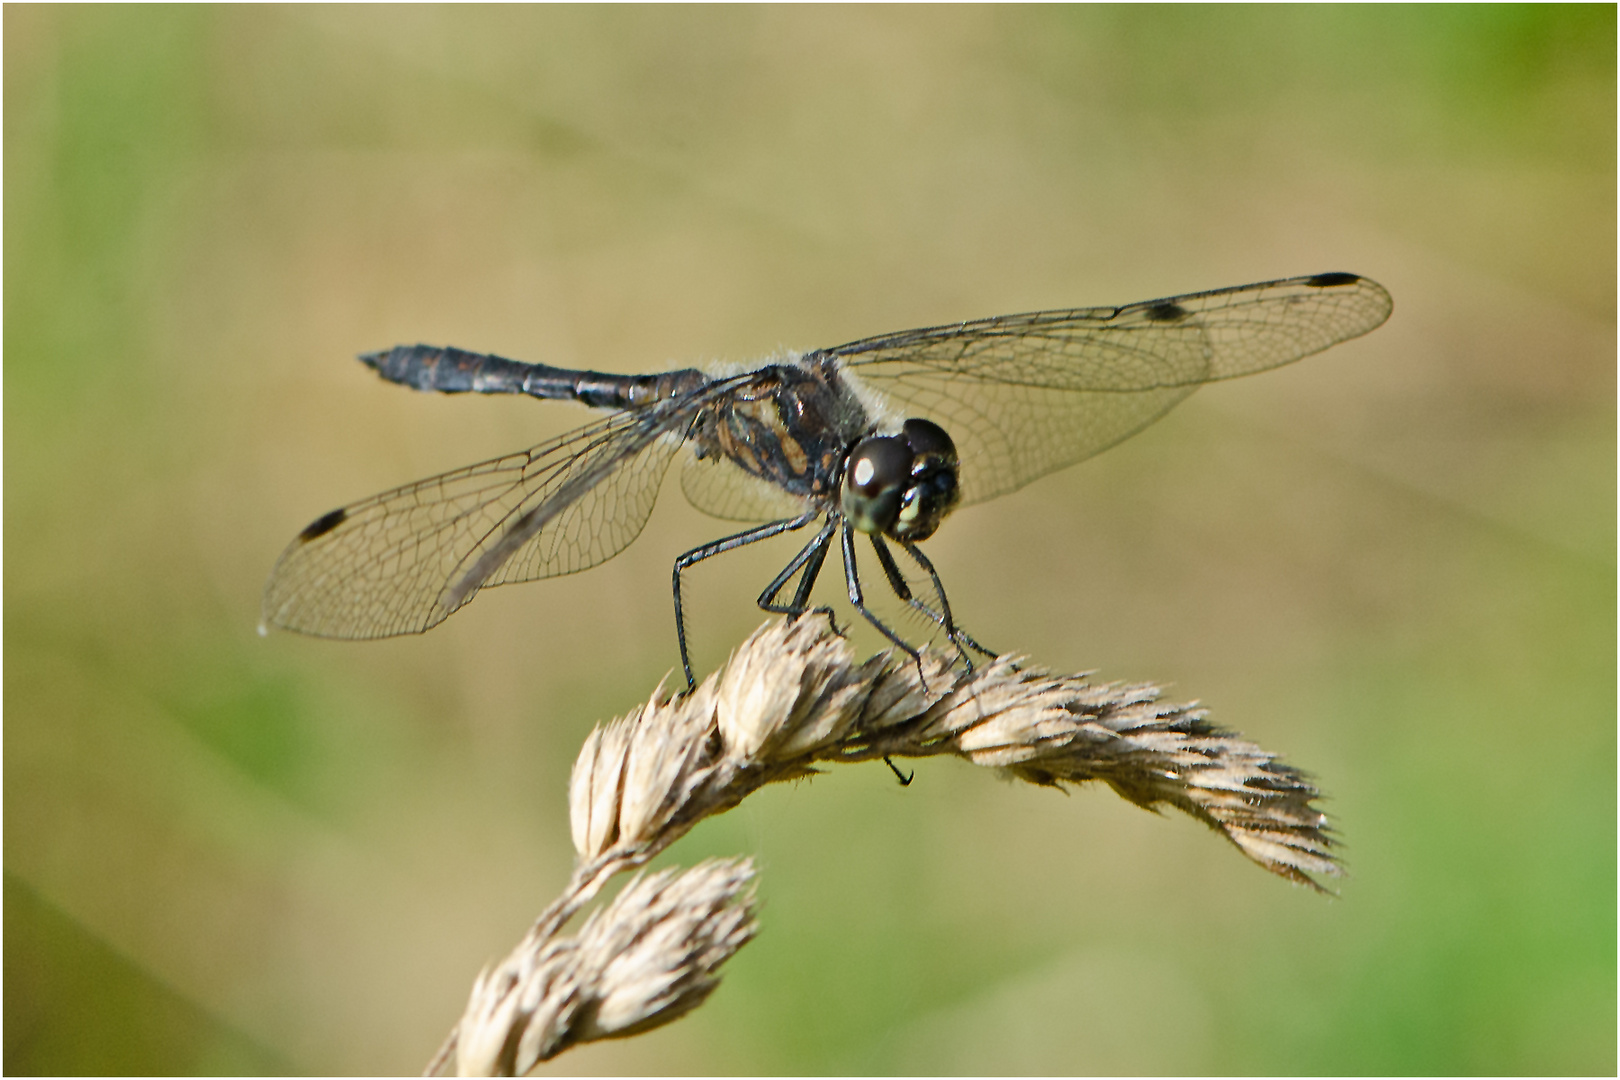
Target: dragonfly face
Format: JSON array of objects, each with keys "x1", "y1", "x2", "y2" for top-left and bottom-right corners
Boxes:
[
  {"x1": 840, "y1": 418, "x2": 960, "y2": 542},
  {"x1": 263, "y1": 272, "x2": 1393, "y2": 688}
]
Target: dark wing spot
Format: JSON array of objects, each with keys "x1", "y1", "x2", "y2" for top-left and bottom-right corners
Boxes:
[
  {"x1": 1144, "y1": 302, "x2": 1189, "y2": 322},
  {"x1": 1305, "y1": 272, "x2": 1361, "y2": 288},
  {"x1": 298, "y1": 507, "x2": 347, "y2": 542}
]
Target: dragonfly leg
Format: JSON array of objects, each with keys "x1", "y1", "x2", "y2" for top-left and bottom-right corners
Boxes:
[
  {"x1": 867, "y1": 534, "x2": 964, "y2": 669},
  {"x1": 840, "y1": 524, "x2": 930, "y2": 786},
  {"x1": 758, "y1": 518, "x2": 841, "y2": 630},
  {"x1": 867, "y1": 533, "x2": 920, "y2": 609},
  {"x1": 840, "y1": 521, "x2": 927, "y2": 671},
  {"x1": 674, "y1": 512, "x2": 819, "y2": 690},
  {"x1": 866, "y1": 534, "x2": 990, "y2": 672},
  {"x1": 896, "y1": 540, "x2": 998, "y2": 668}
]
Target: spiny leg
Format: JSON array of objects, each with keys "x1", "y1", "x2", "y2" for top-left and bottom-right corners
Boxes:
[
  {"x1": 841, "y1": 520, "x2": 937, "y2": 680},
  {"x1": 865, "y1": 534, "x2": 992, "y2": 672},
  {"x1": 839, "y1": 523, "x2": 922, "y2": 787},
  {"x1": 840, "y1": 521, "x2": 918, "y2": 656},
  {"x1": 674, "y1": 512, "x2": 818, "y2": 690},
  {"x1": 896, "y1": 539, "x2": 998, "y2": 666},
  {"x1": 867, "y1": 533, "x2": 922, "y2": 609},
  {"x1": 867, "y1": 534, "x2": 974, "y2": 670},
  {"x1": 757, "y1": 517, "x2": 839, "y2": 625}
]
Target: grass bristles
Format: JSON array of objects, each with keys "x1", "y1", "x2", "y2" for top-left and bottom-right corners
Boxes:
[
  {"x1": 432, "y1": 616, "x2": 1340, "y2": 1075},
  {"x1": 448, "y1": 859, "x2": 759, "y2": 1077}
]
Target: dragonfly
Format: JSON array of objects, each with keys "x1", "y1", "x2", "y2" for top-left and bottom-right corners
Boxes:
[{"x1": 263, "y1": 272, "x2": 1392, "y2": 688}]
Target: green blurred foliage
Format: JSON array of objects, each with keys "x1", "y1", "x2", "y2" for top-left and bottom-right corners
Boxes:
[
  {"x1": 6, "y1": 873, "x2": 291, "y2": 1075},
  {"x1": 6, "y1": 5, "x2": 1613, "y2": 1075}
]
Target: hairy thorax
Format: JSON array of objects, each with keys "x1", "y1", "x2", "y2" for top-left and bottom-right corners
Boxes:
[{"x1": 693, "y1": 362, "x2": 871, "y2": 504}]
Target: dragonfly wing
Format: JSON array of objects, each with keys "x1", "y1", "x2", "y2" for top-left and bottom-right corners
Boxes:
[
  {"x1": 680, "y1": 449, "x2": 817, "y2": 522},
  {"x1": 262, "y1": 405, "x2": 694, "y2": 639},
  {"x1": 831, "y1": 273, "x2": 1391, "y2": 505}
]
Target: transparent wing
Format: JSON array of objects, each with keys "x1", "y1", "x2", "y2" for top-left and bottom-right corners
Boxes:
[
  {"x1": 680, "y1": 449, "x2": 816, "y2": 522},
  {"x1": 829, "y1": 273, "x2": 1392, "y2": 505},
  {"x1": 262, "y1": 406, "x2": 695, "y2": 639}
]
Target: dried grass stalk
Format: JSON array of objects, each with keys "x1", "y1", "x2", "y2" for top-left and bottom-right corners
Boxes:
[{"x1": 433, "y1": 617, "x2": 1340, "y2": 1075}]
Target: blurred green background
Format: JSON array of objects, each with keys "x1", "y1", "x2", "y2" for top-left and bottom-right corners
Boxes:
[{"x1": 6, "y1": 5, "x2": 1613, "y2": 1075}]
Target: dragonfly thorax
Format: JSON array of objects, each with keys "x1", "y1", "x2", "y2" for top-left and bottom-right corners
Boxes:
[{"x1": 841, "y1": 418, "x2": 960, "y2": 542}]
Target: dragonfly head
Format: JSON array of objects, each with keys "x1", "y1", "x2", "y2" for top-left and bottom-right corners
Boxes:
[{"x1": 841, "y1": 418, "x2": 961, "y2": 542}]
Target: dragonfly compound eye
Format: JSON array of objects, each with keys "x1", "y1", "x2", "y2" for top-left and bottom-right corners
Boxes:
[
  {"x1": 890, "y1": 418, "x2": 961, "y2": 542},
  {"x1": 841, "y1": 434, "x2": 913, "y2": 534}
]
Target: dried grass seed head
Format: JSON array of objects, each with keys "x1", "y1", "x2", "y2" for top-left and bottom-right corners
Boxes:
[{"x1": 454, "y1": 860, "x2": 758, "y2": 1077}]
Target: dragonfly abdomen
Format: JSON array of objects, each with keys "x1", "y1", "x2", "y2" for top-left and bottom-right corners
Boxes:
[{"x1": 360, "y1": 345, "x2": 708, "y2": 409}]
